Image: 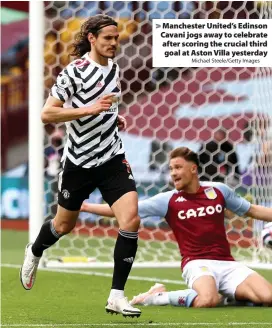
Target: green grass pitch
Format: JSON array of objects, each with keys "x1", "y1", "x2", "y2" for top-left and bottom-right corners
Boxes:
[{"x1": 1, "y1": 229, "x2": 272, "y2": 328}]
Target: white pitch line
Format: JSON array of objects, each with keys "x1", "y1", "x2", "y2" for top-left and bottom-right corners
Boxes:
[
  {"x1": 1, "y1": 263, "x2": 186, "y2": 285},
  {"x1": 2, "y1": 323, "x2": 272, "y2": 327}
]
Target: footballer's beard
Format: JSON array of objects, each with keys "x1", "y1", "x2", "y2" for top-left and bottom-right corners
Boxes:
[
  {"x1": 100, "y1": 48, "x2": 116, "y2": 59},
  {"x1": 101, "y1": 53, "x2": 116, "y2": 59}
]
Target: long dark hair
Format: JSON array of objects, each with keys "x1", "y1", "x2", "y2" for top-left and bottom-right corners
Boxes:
[{"x1": 70, "y1": 15, "x2": 117, "y2": 58}]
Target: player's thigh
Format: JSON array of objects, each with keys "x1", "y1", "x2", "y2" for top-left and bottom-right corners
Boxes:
[
  {"x1": 58, "y1": 158, "x2": 96, "y2": 212},
  {"x1": 97, "y1": 155, "x2": 139, "y2": 230},
  {"x1": 182, "y1": 260, "x2": 219, "y2": 306},
  {"x1": 192, "y1": 276, "x2": 220, "y2": 307},
  {"x1": 98, "y1": 155, "x2": 137, "y2": 207},
  {"x1": 193, "y1": 275, "x2": 219, "y2": 296},
  {"x1": 235, "y1": 272, "x2": 272, "y2": 304},
  {"x1": 111, "y1": 191, "x2": 139, "y2": 230}
]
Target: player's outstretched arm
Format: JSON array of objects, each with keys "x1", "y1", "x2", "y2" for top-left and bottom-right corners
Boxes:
[
  {"x1": 80, "y1": 191, "x2": 174, "y2": 219},
  {"x1": 41, "y1": 94, "x2": 115, "y2": 123},
  {"x1": 215, "y1": 182, "x2": 271, "y2": 222},
  {"x1": 246, "y1": 204, "x2": 272, "y2": 222},
  {"x1": 80, "y1": 202, "x2": 114, "y2": 217}
]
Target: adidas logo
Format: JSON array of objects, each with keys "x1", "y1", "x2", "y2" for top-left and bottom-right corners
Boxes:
[
  {"x1": 123, "y1": 257, "x2": 134, "y2": 263},
  {"x1": 128, "y1": 174, "x2": 134, "y2": 180},
  {"x1": 175, "y1": 196, "x2": 187, "y2": 202}
]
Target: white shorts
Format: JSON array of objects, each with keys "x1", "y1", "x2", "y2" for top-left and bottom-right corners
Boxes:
[{"x1": 182, "y1": 259, "x2": 255, "y2": 299}]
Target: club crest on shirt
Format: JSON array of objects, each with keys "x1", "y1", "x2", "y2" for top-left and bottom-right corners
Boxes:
[{"x1": 204, "y1": 187, "x2": 217, "y2": 199}]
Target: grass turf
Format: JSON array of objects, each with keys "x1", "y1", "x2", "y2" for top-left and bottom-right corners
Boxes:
[{"x1": 1, "y1": 229, "x2": 272, "y2": 328}]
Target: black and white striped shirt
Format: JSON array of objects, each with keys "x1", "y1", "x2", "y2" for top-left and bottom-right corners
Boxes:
[{"x1": 50, "y1": 53, "x2": 124, "y2": 168}]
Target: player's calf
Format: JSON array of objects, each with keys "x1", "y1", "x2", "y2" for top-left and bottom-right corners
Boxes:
[
  {"x1": 235, "y1": 272, "x2": 272, "y2": 306},
  {"x1": 131, "y1": 286, "x2": 198, "y2": 308},
  {"x1": 192, "y1": 293, "x2": 221, "y2": 308}
]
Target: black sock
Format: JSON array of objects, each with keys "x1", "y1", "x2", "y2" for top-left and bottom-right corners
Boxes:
[
  {"x1": 31, "y1": 220, "x2": 61, "y2": 257},
  {"x1": 111, "y1": 229, "x2": 138, "y2": 290}
]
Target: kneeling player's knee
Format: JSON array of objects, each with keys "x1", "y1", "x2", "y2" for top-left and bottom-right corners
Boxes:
[{"x1": 193, "y1": 294, "x2": 219, "y2": 308}]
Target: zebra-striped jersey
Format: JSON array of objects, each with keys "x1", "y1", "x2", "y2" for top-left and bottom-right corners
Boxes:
[{"x1": 50, "y1": 53, "x2": 124, "y2": 168}]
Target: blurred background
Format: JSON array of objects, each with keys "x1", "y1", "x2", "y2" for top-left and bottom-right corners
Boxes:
[{"x1": 1, "y1": 1, "x2": 272, "y2": 256}]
